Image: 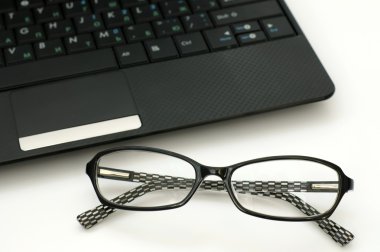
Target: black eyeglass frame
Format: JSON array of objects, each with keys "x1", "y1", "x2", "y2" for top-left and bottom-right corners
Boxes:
[{"x1": 86, "y1": 146, "x2": 354, "y2": 222}]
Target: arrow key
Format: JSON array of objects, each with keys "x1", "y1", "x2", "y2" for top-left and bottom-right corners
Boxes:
[
  {"x1": 237, "y1": 31, "x2": 267, "y2": 46},
  {"x1": 204, "y1": 26, "x2": 238, "y2": 51},
  {"x1": 261, "y1": 16, "x2": 295, "y2": 40}
]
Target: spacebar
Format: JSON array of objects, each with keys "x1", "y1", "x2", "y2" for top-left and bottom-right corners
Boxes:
[{"x1": 0, "y1": 49, "x2": 118, "y2": 91}]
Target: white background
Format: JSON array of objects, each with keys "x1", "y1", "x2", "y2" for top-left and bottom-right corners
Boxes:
[{"x1": 1, "y1": 0, "x2": 379, "y2": 251}]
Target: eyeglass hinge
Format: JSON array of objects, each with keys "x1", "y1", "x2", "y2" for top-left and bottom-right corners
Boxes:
[
  {"x1": 99, "y1": 168, "x2": 131, "y2": 180},
  {"x1": 310, "y1": 182, "x2": 339, "y2": 192}
]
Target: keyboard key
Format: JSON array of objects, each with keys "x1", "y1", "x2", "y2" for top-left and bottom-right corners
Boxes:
[
  {"x1": 91, "y1": 0, "x2": 120, "y2": 13},
  {"x1": 45, "y1": 19, "x2": 75, "y2": 38},
  {"x1": 46, "y1": 0, "x2": 68, "y2": 4},
  {"x1": 182, "y1": 13, "x2": 213, "y2": 32},
  {"x1": 16, "y1": 0, "x2": 44, "y2": 9},
  {"x1": 114, "y1": 43, "x2": 148, "y2": 68},
  {"x1": 261, "y1": 16, "x2": 295, "y2": 39},
  {"x1": 237, "y1": 31, "x2": 267, "y2": 45},
  {"x1": 0, "y1": 49, "x2": 118, "y2": 90},
  {"x1": 160, "y1": 0, "x2": 191, "y2": 18},
  {"x1": 34, "y1": 5, "x2": 63, "y2": 23},
  {"x1": 144, "y1": 37, "x2": 179, "y2": 62},
  {"x1": 5, "y1": 10, "x2": 34, "y2": 28},
  {"x1": 131, "y1": 4, "x2": 162, "y2": 23},
  {"x1": 210, "y1": 1, "x2": 282, "y2": 26},
  {"x1": 0, "y1": 0, "x2": 296, "y2": 76},
  {"x1": 153, "y1": 18, "x2": 183, "y2": 37},
  {"x1": 188, "y1": 0, "x2": 219, "y2": 12},
  {"x1": 204, "y1": 26, "x2": 238, "y2": 51},
  {"x1": 63, "y1": 0, "x2": 91, "y2": 18},
  {"x1": 15, "y1": 25, "x2": 46, "y2": 44},
  {"x1": 124, "y1": 23, "x2": 154, "y2": 43},
  {"x1": 34, "y1": 39, "x2": 66, "y2": 59},
  {"x1": 174, "y1": 32, "x2": 209, "y2": 56},
  {"x1": 103, "y1": 9, "x2": 133, "y2": 29},
  {"x1": 219, "y1": 0, "x2": 253, "y2": 7},
  {"x1": 94, "y1": 28, "x2": 125, "y2": 48},
  {"x1": 0, "y1": 0, "x2": 15, "y2": 14},
  {"x1": 120, "y1": 0, "x2": 148, "y2": 8},
  {"x1": 64, "y1": 34, "x2": 95, "y2": 53},
  {"x1": 232, "y1": 21, "x2": 261, "y2": 34},
  {"x1": 0, "y1": 30, "x2": 16, "y2": 48},
  {"x1": 74, "y1": 14, "x2": 105, "y2": 33},
  {"x1": 4, "y1": 44, "x2": 35, "y2": 65}
]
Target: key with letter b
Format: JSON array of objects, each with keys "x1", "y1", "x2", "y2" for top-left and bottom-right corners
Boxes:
[{"x1": 34, "y1": 39, "x2": 66, "y2": 59}]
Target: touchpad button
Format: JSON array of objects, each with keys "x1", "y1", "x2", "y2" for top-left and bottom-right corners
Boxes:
[{"x1": 11, "y1": 71, "x2": 142, "y2": 151}]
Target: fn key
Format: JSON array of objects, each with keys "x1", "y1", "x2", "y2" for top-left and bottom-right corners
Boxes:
[{"x1": 144, "y1": 37, "x2": 179, "y2": 62}]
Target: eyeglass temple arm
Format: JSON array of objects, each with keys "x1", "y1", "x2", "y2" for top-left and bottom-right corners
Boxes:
[
  {"x1": 77, "y1": 168, "x2": 353, "y2": 246},
  {"x1": 98, "y1": 167, "x2": 354, "y2": 194},
  {"x1": 97, "y1": 167, "x2": 341, "y2": 193}
]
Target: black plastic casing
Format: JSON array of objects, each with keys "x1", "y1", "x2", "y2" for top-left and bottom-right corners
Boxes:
[{"x1": 0, "y1": 0, "x2": 336, "y2": 165}]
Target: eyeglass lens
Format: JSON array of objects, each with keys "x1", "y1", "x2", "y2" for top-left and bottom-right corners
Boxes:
[
  {"x1": 96, "y1": 150, "x2": 196, "y2": 207},
  {"x1": 231, "y1": 159, "x2": 339, "y2": 218}
]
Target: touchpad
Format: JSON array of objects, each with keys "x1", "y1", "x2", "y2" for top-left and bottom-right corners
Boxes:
[{"x1": 11, "y1": 71, "x2": 142, "y2": 151}]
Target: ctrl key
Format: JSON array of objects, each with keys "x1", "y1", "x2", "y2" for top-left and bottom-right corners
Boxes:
[
  {"x1": 114, "y1": 43, "x2": 149, "y2": 68},
  {"x1": 174, "y1": 32, "x2": 209, "y2": 57}
]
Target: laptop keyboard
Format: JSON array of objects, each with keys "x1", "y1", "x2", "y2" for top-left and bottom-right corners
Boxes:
[{"x1": 0, "y1": 0, "x2": 296, "y2": 91}]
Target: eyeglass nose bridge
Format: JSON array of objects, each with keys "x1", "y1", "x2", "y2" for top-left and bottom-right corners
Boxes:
[{"x1": 200, "y1": 165, "x2": 229, "y2": 180}]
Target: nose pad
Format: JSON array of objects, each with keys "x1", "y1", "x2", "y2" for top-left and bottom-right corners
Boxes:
[{"x1": 200, "y1": 165, "x2": 228, "y2": 180}]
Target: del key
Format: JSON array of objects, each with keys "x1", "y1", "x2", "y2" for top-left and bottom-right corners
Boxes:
[{"x1": 210, "y1": 1, "x2": 283, "y2": 26}]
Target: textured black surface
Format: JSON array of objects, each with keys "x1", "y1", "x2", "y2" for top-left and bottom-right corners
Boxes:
[
  {"x1": 11, "y1": 71, "x2": 138, "y2": 137},
  {"x1": 124, "y1": 36, "x2": 334, "y2": 132},
  {"x1": 0, "y1": 35, "x2": 335, "y2": 165}
]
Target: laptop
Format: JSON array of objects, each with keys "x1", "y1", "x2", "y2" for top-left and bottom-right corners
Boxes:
[{"x1": 0, "y1": 0, "x2": 335, "y2": 165}]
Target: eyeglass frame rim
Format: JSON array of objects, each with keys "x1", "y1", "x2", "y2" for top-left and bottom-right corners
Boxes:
[{"x1": 86, "y1": 146, "x2": 354, "y2": 222}]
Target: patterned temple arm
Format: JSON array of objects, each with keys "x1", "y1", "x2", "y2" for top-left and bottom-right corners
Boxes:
[{"x1": 77, "y1": 168, "x2": 354, "y2": 246}]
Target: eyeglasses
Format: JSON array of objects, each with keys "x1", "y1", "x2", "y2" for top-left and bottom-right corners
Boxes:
[{"x1": 77, "y1": 146, "x2": 354, "y2": 246}]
